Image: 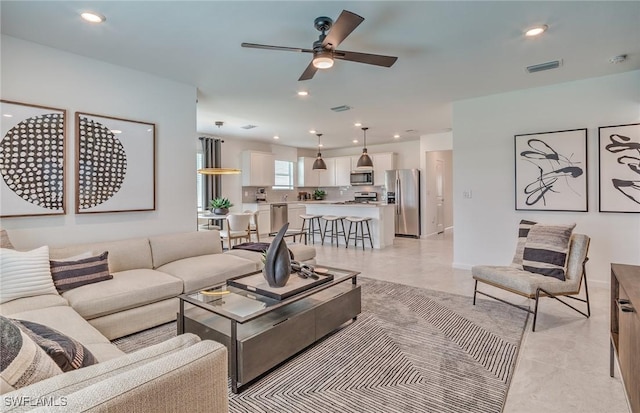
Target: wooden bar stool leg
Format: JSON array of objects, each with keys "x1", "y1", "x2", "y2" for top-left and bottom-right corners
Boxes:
[
  {"x1": 365, "y1": 219, "x2": 373, "y2": 248},
  {"x1": 340, "y1": 219, "x2": 348, "y2": 246},
  {"x1": 323, "y1": 219, "x2": 329, "y2": 245},
  {"x1": 346, "y1": 221, "x2": 353, "y2": 248}
]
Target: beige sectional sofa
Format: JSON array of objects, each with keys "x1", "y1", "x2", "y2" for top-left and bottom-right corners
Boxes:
[{"x1": 1, "y1": 230, "x2": 315, "y2": 411}]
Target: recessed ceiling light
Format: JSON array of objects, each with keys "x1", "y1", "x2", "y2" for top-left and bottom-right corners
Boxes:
[
  {"x1": 297, "y1": 91, "x2": 309, "y2": 96},
  {"x1": 352, "y1": 139, "x2": 359, "y2": 144},
  {"x1": 525, "y1": 25, "x2": 548, "y2": 37},
  {"x1": 309, "y1": 130, "x2": 316, "y2": 134},
  {"x1": 111, "y1": 130, "x2": 122, "y2": 134},
  {"x1": 3, "y1": 114, "x2": 13, "y2": 118},
  {"x1": 354, "y1": 122, "x2": 362, "y2": 127},
  {"x1": 393, "y1": 134, "x2": 400, "y2": 138},
  {"x1": 273, "y1": 135, "x2": 279, "y2": 140},
  {"x1": 80, "y1": 11, "x2": 106, "y2": 23}
]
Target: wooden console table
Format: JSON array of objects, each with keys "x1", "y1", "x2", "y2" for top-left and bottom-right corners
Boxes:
[{"x1": 610, "y1": 263, "x2": 639, "y2": 413}]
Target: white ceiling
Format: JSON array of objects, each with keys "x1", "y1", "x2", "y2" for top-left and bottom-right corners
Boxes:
[{"x1": 2, "y1": 1, "x2": 639, "y2": 150}]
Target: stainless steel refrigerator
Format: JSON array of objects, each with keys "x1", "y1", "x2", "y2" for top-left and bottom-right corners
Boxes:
[{"x1": 385, "y1": 169, "x2": 421, "y2": 238}]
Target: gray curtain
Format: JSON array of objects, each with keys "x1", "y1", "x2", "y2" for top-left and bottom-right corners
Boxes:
[{"x1": 199, "y1": 137, "x2": 222, "y2": 209}]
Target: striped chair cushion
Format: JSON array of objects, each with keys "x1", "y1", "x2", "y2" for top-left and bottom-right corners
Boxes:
[
  {"x1": 522, "y1": 223, "x2": 576, "y2": 281},
  {"x1": 511, "y1": 220, "x2": 537, "y2": 268},
  {"x1": 11, "y1": 319, "x2": 97, "y2": 372},
  {"x1": 50, "y1": 251, "x2": 113, "y2": 293},
  {"x1": 0, "y1": 316, "x2": 62, "y2": 392}
]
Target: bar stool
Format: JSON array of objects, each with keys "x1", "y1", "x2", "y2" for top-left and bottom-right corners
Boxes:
[
  {"x1": 322, "y1": 215, "x2": 347, "y2": 247},
  {"x1": 345, "y1": 216, "x2": 374, "y2": 250},
  {"x1": 300, "y1": 214, "x2": 324, "y2": 244}
]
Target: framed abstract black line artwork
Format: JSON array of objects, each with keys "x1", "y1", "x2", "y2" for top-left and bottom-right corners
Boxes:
[
  {"x1": 75, "y1": 112, "x2": 156, "y2": 214},
  {"x1": 598, "y1": 123, "x2": 640, "y2": 213},
  {"x1": 514, "y1": 128, "x2": 588, "y2": 212},
  {"x1": 0, "y1": 100, "x2": 67, "y2": 217}
]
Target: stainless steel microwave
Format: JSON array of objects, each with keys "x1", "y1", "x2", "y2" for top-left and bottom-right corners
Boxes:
[{"x1": 350, "y1": 170, "x2": 374, "y2": 186}]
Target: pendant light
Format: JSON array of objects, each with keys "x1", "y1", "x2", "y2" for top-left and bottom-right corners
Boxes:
[
  {"x1": 312, "y1": 133, "x2": 327, "y2": 170},
  {"x1": 357, "y1": 127, "x2": 373, "y2": 167}
]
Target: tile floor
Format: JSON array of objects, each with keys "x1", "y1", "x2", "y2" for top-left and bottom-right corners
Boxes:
[{"x1": 304, "y1": 230, "x2": 630, "y2": 413}]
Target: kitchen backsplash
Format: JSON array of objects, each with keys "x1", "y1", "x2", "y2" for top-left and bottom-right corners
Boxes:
[{"x1": 242, "y1": 185, "x2": 386, "y2": 203}]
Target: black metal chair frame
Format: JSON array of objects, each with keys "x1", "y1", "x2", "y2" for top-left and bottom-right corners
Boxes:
[{"x1": 473, "y1": 258, "x2": 591, "y2": 332}]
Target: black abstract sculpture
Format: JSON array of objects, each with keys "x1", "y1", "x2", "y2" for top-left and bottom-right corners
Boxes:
[{"x1": 263, "y1": 223, "x2": 291, "y2": 287}]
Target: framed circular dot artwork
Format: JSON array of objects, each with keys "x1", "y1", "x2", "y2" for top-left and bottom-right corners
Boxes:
[
  {"x1": 1, "y1": 100, "x2": 67, "y2": 217},
  {"x1": 75, "y1": 112, "x2": 155, "y2": 214}
]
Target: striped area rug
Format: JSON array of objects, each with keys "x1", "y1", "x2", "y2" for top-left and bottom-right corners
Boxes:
[{"x1": 113, "y1": 278, "x2": 527, "y2": 413}]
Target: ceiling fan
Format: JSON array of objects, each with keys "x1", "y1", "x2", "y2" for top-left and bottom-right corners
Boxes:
[{"x1": 241, "y1": 10, "x2": 398, "y2": 81}]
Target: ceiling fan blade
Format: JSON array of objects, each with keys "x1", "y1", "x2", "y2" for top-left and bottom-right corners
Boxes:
[
  {"x1": 298, "y1": 61, "x2": 318, "y2": 81},
  {"x1": 322, "y1": 10, "x2": 364, "y2": 49},
  {"x1": 241, "y1": 43, "x2": 313, "y2": 53},
  {"x1": 334, "y1": 50, "x2": 398, "y2": 67}
]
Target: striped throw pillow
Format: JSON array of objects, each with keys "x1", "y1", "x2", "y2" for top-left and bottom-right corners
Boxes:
[
  {"x1": 0, "y1": 246, "x2": 58, "y2": 304},
  {"x1": 50, "y1": 251, "x2": 113, "y2": 293},
  {"x1": 511, "y1": 220, "x2": 537, "y2": 268},
  {"x1": 522, "y1": 223, "x2": 576, "y2": 281},
  {"x1": 0, "y1": 316, "x2": 62, "y2": 392},
  {"x1": 11, "y1": 319, "x2": 97, "y2": 372}
]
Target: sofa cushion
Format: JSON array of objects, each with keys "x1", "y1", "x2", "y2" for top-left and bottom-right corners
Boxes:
[
  {"x1": 0, "y1": 295, "x2": 69, "y2": 317},
  {"x1": 0, "y1": 246, "x2": 58, "y2": 304},
  {"x1": 0, "y1": 316, "x2": 62, "y2": 394},
  {"x1": 61, "y1": 269, "x2": 183, "y2": 320},
  {"x1": 522, "y1": 223, "x2": 575, "y2": 281},
  {"x1": 157, "y1": 254, "x2": 256, "y2": 292},
  {"x1": 287, "y1": 243, "x2": 316, "y2": 262},
  {"x1": 149, "y1": 231, "x2": 223, "y2": 268},
  {"x1": 49, "y1": 237, "x2": 153, "y2": 273},
  {"x1": 50, "y1": 251, "x2": 113, "y2": 293},
  {"x1": 7, "y1": 306, "x2": 123, "y2": 363},
  {"x1": 11, "y1": 319, "x2": 97, "y2": 372}
]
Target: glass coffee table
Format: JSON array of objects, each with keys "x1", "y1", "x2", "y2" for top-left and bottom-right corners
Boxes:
[{"x1": 178, "y1": 266, "x2": 360, "y2": 393}]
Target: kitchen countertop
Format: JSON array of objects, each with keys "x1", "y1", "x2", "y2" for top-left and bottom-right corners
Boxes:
[{"x1": 244, "y1": 201, "x2": 390, "y2": 207}]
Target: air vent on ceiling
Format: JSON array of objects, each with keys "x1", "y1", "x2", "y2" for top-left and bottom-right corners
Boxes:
[
  {"x1": 330, "y1": 105, "x2": 352, "y2": 112},
  {"x1": 240, "y1": 124, "x2": 257, "y2": 130},
  {"x1": 526, "y1": 60, "x2": 562, "y2": 73}
]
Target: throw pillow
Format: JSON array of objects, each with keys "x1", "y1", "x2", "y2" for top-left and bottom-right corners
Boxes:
[
  {"x1": 11, "y1": 319, "x2": 98, "y2": 372},
  {"x1": 50, "y1": 251, "x2": 112, "y2": 293},
  {"x1": 0, "y1": 316, "x2": 62, "y2": 392},
  {"x1": 0, "y1": 246, "x2": 58, "y2": 304},
  {"x1": 522, "y1": 223, "x2": 576, "y2": 281},
  {"x1": 511, "y1": 220, "x2": 537, "y2": 268},
  {"x1": 0, "y1": 229, "x2": 14, "y2": 249}
]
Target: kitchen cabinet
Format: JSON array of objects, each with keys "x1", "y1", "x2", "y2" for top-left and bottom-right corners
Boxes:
[
  {"x1": 297, "y1": 157, "x2": 318, "y2": 187},
  {"x1": 372, "y1": 152, "x2": 396, "y2": 186},
  {"x1": 334, "y1": 156, "x2": 352, "y2": 186},
  {"x1": 318, "y1": 158, "x2": 336, "y2": 187},
  {"x1": 242, "y1": 151, "x2": 275, "y2": 187},
  {"x1": 287, "y1": 205, "x2": 305, "y2": 231}
]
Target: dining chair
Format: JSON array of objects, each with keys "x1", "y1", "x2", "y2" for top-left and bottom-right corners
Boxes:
[
  {"x1": 220, "y1": 213, "x2": 252, "y2": 249},
  {"x1": 244, "y1": 210, "x2": 260, "y2": 242}
]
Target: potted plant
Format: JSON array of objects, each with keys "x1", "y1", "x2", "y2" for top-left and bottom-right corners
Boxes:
[
  {"x1": 209, "y1": 197, "x2": 233, "y2": 215},
  {"x1": 313, "y1": 189, "x2": 326, "y2": 200}
]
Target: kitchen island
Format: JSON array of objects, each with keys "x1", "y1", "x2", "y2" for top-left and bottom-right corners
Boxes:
[{"x1": 302, "y1": 202, "x2": 395, "y2": 249}]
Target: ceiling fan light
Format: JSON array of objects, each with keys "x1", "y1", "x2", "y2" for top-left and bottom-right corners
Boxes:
[{"x1": 313, "y1": 51, "x2": 334, "y2": 69}]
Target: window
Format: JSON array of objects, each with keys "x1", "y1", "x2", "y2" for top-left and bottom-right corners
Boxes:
[
  {"x1": 196, "y1": 152, "x2": 204, "y2": 210},
  {"x1": 273, "y1": 160, "x2": 294, "y2": 190}
]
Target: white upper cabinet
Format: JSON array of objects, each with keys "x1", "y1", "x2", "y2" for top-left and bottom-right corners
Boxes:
[
  {"x1": 318, "y1": 158, "x2": 336, "y2": 187},
  {"x1": 242, "y1": 151, "x2": 275, "y2": 187},
  {"x1": 372, "y1": 153, "x2": 396, "y2": 186},
  {"x1": 298, "y1": 157, "x2": 319, "y2": 187},
  {"x1": 334, "y1": 156, "x2": 352, "y2": 186}
]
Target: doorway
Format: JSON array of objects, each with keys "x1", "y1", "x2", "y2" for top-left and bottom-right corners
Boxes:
[{"x1": 424, "y1": 150, "x2": 453, "y2": 237}]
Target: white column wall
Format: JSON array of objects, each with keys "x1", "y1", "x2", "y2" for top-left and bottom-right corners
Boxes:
[
  {"x1": 452, "y1": 70, "x2": 640, "y2": 284},
  {"x1": 1, "y1": 36, "x2": 197, "y2": 249}
]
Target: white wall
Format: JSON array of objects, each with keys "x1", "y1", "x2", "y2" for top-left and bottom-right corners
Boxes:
[
  {"x1": 1, "y1": 36, "x2": 197, "y2": 249},
  {"x1": 452, "y1": 70, "x2": 640, "y2": 284}
]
